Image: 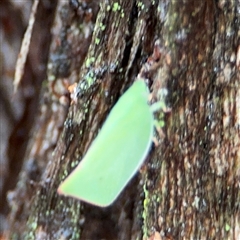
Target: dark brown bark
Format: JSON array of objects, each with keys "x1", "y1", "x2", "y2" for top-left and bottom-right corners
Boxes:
[{"x1": 3, "y1": 0, "x2": 239, "y2": 239}]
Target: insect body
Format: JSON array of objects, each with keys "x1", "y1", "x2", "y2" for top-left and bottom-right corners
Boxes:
[{"x1": 58, "y1": 80, "x2": 154, "y2": 207}]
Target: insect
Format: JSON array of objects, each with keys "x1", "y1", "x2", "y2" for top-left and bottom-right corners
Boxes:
[{"x1": 58, "y1": 79, "x2": 155, "y2": 207}]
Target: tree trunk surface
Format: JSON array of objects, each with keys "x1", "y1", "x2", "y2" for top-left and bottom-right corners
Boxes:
[{"x1": 4, "y1": 0, "x2": 239, "y2": 239}]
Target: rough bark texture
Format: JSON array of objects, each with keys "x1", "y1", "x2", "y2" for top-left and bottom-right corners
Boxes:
[{"x1": 2, "y1": 0, "x2": 239, "y2": 239}]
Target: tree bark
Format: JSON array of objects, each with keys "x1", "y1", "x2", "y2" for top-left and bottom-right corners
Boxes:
[{"x1": 6, "y1": 0, "x2": 239, "y2": 239}]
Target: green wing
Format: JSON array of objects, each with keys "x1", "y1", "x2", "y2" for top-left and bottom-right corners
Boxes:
[{"x1": 58, "y1": 80, "x2": 154, "y2": 207}]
